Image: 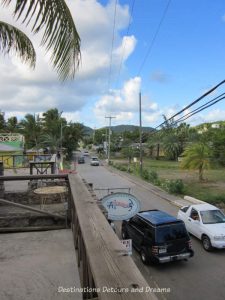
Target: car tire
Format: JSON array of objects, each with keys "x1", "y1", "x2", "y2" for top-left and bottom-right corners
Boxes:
[
  {"x1": 202, "y1": 235, "x2": 213, "y2": 251},
  {"x1": 140, "y1": 248, "x2": 151, "y2": 265}
]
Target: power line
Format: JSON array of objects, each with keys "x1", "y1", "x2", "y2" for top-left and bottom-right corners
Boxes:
[
  {"x1": 137, "y1": 0, "x2": 172, "y2": 76},
  {"x1": 115, "y1": 0, "x2": 136, "y2": 87},
  {"x1": 108, "y1": 0, "x2": 118, "y2": 90},
  {"x1": 173, "y1": 93, "x2": 225, "y2": 125},
  {"x1": 148, "y1": 94, "x2": 225, "y2": 137},
  {"x1": 154, "y1": 79, "x2": 225, "y2": 130}
]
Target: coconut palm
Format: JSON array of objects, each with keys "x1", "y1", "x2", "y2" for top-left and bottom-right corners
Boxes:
[
  {"x1": 40, "y1": 133, "x2": 60, "y2": 154},
  {"x1": 0, "y1": 0, "x2": 81, "y2": 80},
  {"x1": 63, "y1": 123, "x2": 86, "y2": 158},
  {"x1": 42, "y1": 108, "x2": 65, "y2": 137},
  {"x1": 181, "y1": 143, "x2": 212, "y2": 181},
  {"x1": 19, "y1": 113, "x2": 42, "y2": 149}
]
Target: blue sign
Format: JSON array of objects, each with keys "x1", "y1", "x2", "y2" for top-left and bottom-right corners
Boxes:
[{"x1": 101, "y1": 192, "x2": 141, "y2": 221}]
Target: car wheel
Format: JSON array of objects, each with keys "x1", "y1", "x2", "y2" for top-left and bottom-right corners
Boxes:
[
  {"x1": 202, "y1": 235, "x2": 213, "y2": 251},
  {"x1": 140, "y1": 248, "x2": 150, "y2": 265}
]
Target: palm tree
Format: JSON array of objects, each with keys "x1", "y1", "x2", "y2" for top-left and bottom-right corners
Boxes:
[
  {"x1": 19, "y1": 114, "x2": 41, "y2": 149},
  {"x1": 64, "y1": 123, "x2": 86, "y2": 158},
  {"x1": 7, "y1": 116, "x2": 18, "y2": 132},
  {"x1": 40, "y1": 133, "x2": 60, "y2": 154},
  {"x1": 181, "y1": 143, "x2": 212, "y2": 181},
  {"x1": 0, "y1": 0, "x2": 81, "y2": 80},
  {"x1": 42, "y1": 108, "x2": 64, "y2": 138}
]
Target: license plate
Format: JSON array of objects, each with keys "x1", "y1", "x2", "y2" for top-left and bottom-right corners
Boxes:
[{"x1": 159, "y1": 248, "x2": 167, "y2": 254}]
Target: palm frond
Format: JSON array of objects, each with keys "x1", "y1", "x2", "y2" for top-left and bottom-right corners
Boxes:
[
  {"x1": 2, "y1": 0, "x2": 81, "y2": 81},
  {"x1": 0, "y1": 20, "x2": 36, "y2": 67}
]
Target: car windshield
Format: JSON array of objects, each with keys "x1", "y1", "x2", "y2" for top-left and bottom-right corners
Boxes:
[
  {"x1": 92, "y1": 158, "x2": 98, "y2": 161},
  {"x1": 200, "y1": 210, "x2": 225, "y2": 224},
  {"x1": 156, "y1": 223, "x2": 188, "y2": 243}
]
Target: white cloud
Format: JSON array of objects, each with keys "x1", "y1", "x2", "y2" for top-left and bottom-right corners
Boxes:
[
  {"x1": 0, "y1": 0, "x2": 136, "y2": 124},
  {"x1": 198, "y1": 108, "x2": 225, "y2": 123},
  {"x1": 93, "y1": 76, "x2": 163, "y2": 127}
]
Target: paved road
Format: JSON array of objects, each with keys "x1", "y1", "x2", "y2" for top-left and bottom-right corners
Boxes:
[{"x1": 77, "y1": 157, "x2": 225, "y2": 300}]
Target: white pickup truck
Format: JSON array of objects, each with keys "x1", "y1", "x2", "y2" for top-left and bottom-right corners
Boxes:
[{"x1": 177, "y1": 203, "x2": 225, "y2": 251}]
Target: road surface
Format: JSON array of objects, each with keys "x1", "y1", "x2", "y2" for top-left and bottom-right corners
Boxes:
[{"x1": 77, "y1": 157, "x2": 225, "y2": 300}]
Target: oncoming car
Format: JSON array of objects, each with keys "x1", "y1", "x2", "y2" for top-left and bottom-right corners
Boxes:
[
  {"x1": 90, "y1": 156, "x2": 100, "y2": 166},
  {"x1": 121, "y1": 209, "x2": 194, "y2": 264},
  {"x1": 177, "y1": 203, "x2": 225, "y2": 251}
]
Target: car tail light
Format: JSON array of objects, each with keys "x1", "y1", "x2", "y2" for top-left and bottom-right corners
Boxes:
[
  {"x1": 187, "y1": 240, "x2": 192, "y2": 249},
  {"x1": 151, "y1": 246, "x2": 159, "y2": 255}
]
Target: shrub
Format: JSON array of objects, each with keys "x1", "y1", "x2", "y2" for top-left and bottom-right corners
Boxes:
[
  {"x1": 148, "y1": 170, "x2": 158, "y2": 183},
  {"x1": 141, "y1": 169, "x2": 150, "y2": 180},
  {"x1": 161, "y1": 179, "x2": 184, "y2": 194}
]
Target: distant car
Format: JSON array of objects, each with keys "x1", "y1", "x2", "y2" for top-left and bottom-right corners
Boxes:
[
  {"x1": 177, "y1": 204, "x2": 225, "y2": 251},
  {"x1": 90, "y1": 157, "x2": 100, "y2": 166},
  {"x1": 83, "y1": 150, "x2": 89, "y2": 156},
  {"x1": 122, "y1": 209, "x2": 194, "y2": 264},
  {"x1": 77, "y1": 156, "x2": 85, "y2": 164}
]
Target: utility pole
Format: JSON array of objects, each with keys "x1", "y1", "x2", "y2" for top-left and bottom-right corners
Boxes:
[
  {"x1": 105, "y1": 116, "x2": 116, "y2": 165},
  {"x1": 139, "y1": 91, "x2": 143, "y2": 176}
]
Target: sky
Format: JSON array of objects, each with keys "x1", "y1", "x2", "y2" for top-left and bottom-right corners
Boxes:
[{"x1": 1, "y1": 0, "x2": 225, "y2": 129}]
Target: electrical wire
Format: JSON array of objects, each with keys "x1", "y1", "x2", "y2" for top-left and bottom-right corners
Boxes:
[
  {"x1": 154, "y1": 79, "x2": 225, "y2": 130},
  {"x1": 173, "y1": 94, "x2": 225, "y2": 125},
  {"x1": 116, "y1": 0, "x2": 136, "y2": 87},
  {"x1": 137, "y1": 0, "x2": 172, "y2": 76},
  {"x1": 108, "y1": 0, "x2": 118, "y2": 91}
]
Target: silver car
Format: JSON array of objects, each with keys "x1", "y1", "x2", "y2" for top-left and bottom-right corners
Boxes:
[{"x1": 90, "y1": 157, "x2": 100, "y2": 166}]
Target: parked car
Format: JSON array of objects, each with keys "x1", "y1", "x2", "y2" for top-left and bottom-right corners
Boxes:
[
  {"x1": 77, "y1": 156, "x2": 85, "y2": 164},
  {"x1": 121, "y1": 209, "x2": 194, "y2": 264},
  {"x1": 177, "y1": 203, "x2": 225, "y2": 251},
  {"x1": 90, "y1": 156, "x2": 100, "y2": 166}
]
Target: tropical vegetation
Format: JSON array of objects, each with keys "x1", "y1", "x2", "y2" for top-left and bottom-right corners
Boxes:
[
  {"x1": 0, "y1": 108, "x2": 87, "y2": 160},
  {"x1": 0, "y1": 0, "x2": 81, "y2": 80}
]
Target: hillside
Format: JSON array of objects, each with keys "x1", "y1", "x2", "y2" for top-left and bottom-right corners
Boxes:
[{"x1": 110, "y1": 124, "x2": 154, "y2": 133}]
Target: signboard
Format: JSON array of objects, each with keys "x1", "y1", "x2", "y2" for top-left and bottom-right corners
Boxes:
[
  {"x1": 101, "y1": 192, "x2": 141, "y2": 221},
  {"x1": 121, "y1": 239, "x2": 132, "y2": 255}
]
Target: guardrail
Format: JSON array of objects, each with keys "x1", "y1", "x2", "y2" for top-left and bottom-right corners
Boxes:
[{"x1": 68, "y1": 174, "x2": 156, "y2": 300}]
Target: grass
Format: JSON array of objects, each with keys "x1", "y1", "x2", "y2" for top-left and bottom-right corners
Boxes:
[{"x1": 111, "y1": 158, "x2": 225, "y2": 205}]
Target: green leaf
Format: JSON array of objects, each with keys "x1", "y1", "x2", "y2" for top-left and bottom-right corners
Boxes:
[
  {"x1": 1, "y1": 0, "x2": 81, "y2": 80},
  {"x1": 0, "y1": 20, "x2": 36, "y2": 67}
]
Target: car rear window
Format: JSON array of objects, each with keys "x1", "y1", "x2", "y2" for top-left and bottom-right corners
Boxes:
[{"x1": 156, "y1": 223, "x2": 188, "y2": 243}]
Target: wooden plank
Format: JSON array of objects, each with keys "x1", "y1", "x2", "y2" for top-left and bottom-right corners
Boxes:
[
  {"x1": 0, "y1": 225, "x2": 66, "y2": 233},
  {"x1": 0, "y1": 174, "x2": 68, "y2": 181},
  {"x1": 0, "y1": 198, "x2": 65, "y2": 220},
  {"x1": 69, "y1": 174, "x2": 157, "y2": 300}
]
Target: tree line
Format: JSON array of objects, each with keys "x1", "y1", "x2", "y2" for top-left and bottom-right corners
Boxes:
[
  {"x1": 0, "y1": 108, "x2": 86, "y2": 159},
  {"x1": 93, "y1": 116, "x2": 225, "y2": 181}
]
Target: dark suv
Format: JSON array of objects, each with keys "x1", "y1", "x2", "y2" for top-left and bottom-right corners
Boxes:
[{"x1": 121, "y1": 210, "x2": 194, "y2": 264}]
